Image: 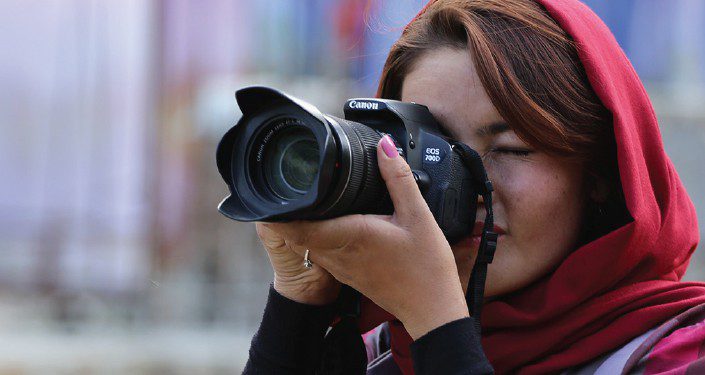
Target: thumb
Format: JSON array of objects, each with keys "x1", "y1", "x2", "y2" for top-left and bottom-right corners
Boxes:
[{"x1": 377, "y1": 135, "x2": 431, "y2": 224}]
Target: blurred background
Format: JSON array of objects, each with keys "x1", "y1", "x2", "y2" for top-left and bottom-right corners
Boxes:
[{"x1": 1, "y1": 0, "x2": 704, "y2": 373}]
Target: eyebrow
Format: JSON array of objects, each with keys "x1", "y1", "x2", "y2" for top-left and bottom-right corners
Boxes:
[{"x1": 475, "y1": 122, "x2": 511, "y2": 138}]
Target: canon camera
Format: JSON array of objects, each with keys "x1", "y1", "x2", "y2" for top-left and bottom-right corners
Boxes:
[{"x1": 216, "y1": 86, "x2": 490, "y2": 243}]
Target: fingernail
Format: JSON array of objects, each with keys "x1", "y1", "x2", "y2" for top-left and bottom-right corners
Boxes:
[{"x1": 381, "y1": 135, "x2": 398, "y2": 158}]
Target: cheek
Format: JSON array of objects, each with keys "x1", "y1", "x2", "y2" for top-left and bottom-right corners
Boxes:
[{"x1": 493, "y1": 161, "x2": 585, "y2": 244}]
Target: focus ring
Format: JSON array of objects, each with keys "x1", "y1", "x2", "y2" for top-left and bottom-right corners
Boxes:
[
  {"x1": 334, "y1": 119, "x2": 390, "y2": 215},
  {"x1": 350, "y1": 123, "x2": 389, "y2": 213},
  {"x1": 331, "y1": 122, "x2": 366, "y2": 216}
]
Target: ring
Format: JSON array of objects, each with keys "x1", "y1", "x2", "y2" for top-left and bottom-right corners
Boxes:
[{"x1": 303, "y1": 249, "x2": 313, "y2": 269}]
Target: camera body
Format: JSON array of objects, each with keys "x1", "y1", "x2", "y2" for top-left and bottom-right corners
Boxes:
[{"x1": 216, "y1": 86, "x2": 478, "y2": 243}]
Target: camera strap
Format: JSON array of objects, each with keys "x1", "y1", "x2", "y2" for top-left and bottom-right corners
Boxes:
[
  {"x1": 317, "y1": 285, "x2": 367, "y2": 374},
  {"x1": 451, "y1": 141, "x2": 498, "y2": 335}
]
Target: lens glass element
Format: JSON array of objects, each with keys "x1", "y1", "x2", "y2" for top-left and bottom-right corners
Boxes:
[{"x1": 263, "y1": 124, "x2": 319, "y2": 199}]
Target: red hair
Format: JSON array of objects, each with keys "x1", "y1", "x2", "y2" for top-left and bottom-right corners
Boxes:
[{"x1": 376, "y1": 0, "x2": 630, "y2": 239}]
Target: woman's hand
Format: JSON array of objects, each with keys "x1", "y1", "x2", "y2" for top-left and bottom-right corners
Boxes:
[
  {"x1": 265, "y1": 135, "x2": 469, "y2": 340},
  {"x1": 255, "y1": 222, "x2": 341, "y2": 306}
]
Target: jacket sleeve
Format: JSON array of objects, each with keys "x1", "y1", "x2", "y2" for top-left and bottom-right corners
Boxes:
[
  {"x1": 244, "y1": 285, "x2": 494, "y2": 374},
  {"x1": 627, "y1": 322, "x2": 705, "y2": 375},
  {"x1": 410, "y1": 317, "x2": 495, "y2": 374},
  {"x1": 242, "y1": 284, "x2": 336, "y2": 374}
]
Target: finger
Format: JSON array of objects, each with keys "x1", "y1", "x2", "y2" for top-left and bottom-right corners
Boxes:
[
  {"x1": 287, "y1": 243, "x2": 307, "y2": 258},
  {"x1": 255, "y1": 222, "x2": 289, "y2": 250},
  {"x1": 377, "y1": 135, "x2": 433, "y2": 225},
  {"x1": 265, "y1": 215, "x2": 382, "y2": 251}
]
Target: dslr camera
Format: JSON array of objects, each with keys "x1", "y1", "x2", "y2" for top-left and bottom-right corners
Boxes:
[{"x1": 216, "y1": 86, "x2": 488, "y2": 243}]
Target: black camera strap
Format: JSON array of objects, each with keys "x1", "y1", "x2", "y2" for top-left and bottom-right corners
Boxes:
[
  {"x1": 451, "y1": 141, "x2": 497, "y2": 335},
  {"x1": 317, "y1": 285, "x2": 366, "y2": 374}
]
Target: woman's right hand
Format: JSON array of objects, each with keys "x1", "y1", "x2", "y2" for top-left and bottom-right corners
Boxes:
[{"x1": 256, "y1": 222, "x2": 341, "y2": 306}]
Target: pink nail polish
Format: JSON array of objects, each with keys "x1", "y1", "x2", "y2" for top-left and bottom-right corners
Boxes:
[{"x1": 381, "y1": 135, "x2": 398, "y2": 158}]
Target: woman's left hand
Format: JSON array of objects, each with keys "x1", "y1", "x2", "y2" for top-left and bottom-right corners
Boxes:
[{"x1": 265, "y1": 135, "x2": 469, "y2": 340}]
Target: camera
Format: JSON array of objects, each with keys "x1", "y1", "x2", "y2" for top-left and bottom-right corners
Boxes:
[{"x1": 216, "y1": 86, "x2": 485, "y2": 243}]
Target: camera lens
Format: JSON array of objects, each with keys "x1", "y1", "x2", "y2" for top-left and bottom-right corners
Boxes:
[
  {"x1": 263, "y1": 125, "x2": 320, "y2": 199},
  {"x1": 219, "y1": 87, "x2": 398, "y2": 222}
]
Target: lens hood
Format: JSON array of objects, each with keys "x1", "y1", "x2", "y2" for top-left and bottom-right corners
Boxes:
[{"x1": 216, "y1": 86, "x2": 340, "y2": 221}]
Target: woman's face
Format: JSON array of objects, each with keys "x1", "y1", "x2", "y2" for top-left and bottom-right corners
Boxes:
[{"x1": 401, "y1": 48, "x2": 588, "y2": 297}]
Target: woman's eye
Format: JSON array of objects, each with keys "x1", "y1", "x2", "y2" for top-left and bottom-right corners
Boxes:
[{"x1": 491, "y1": 148, "x2": 533, "y2": 157}]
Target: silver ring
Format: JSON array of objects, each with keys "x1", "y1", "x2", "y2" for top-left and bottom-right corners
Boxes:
[{"x1": 303, "y1": 249, "x2": 313, "y2": 269}]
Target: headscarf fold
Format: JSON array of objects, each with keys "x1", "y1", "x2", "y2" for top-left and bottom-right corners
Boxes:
[{"x1": 359, "y1": 0, "x2": 705, "y2": 373}]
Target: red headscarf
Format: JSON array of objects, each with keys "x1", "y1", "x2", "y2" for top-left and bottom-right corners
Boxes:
[{"x1": 358, "y1": 0, "x2": 705, "y2": 373}]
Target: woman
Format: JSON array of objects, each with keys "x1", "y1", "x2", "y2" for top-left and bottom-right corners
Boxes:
[{"x1": 242, "y1": 0, "x2": 705, "y2": 373}]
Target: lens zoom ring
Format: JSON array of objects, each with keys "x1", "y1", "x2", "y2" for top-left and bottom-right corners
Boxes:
[
  {"x1": 331, "y1": 123, "x2": 365, "y2": 216},
  {"x1": 352, "y1": 124, "x2": 389, "y2": 212},
  {"x1": 337, "y1": 120, "x2": 389, "y2": 214}
]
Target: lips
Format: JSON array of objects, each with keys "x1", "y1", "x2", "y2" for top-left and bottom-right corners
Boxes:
[
  {"x1": 452, "y1": 222, "x2": 506, "y2": 250},
  {"x1": 471, "y1": 222, "x2": 506, "y2": 237}
]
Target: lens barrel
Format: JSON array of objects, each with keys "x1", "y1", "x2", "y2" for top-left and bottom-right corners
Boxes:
[
  {"x1": 319, "y1": 116, "x2": 391, "y2": 218},
  {"x1": 249, "y1": 114, "x2": 392, "y2": 219},
  {"x1": 217, "y1": 86, "x2": 394, "y2": 222}
]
